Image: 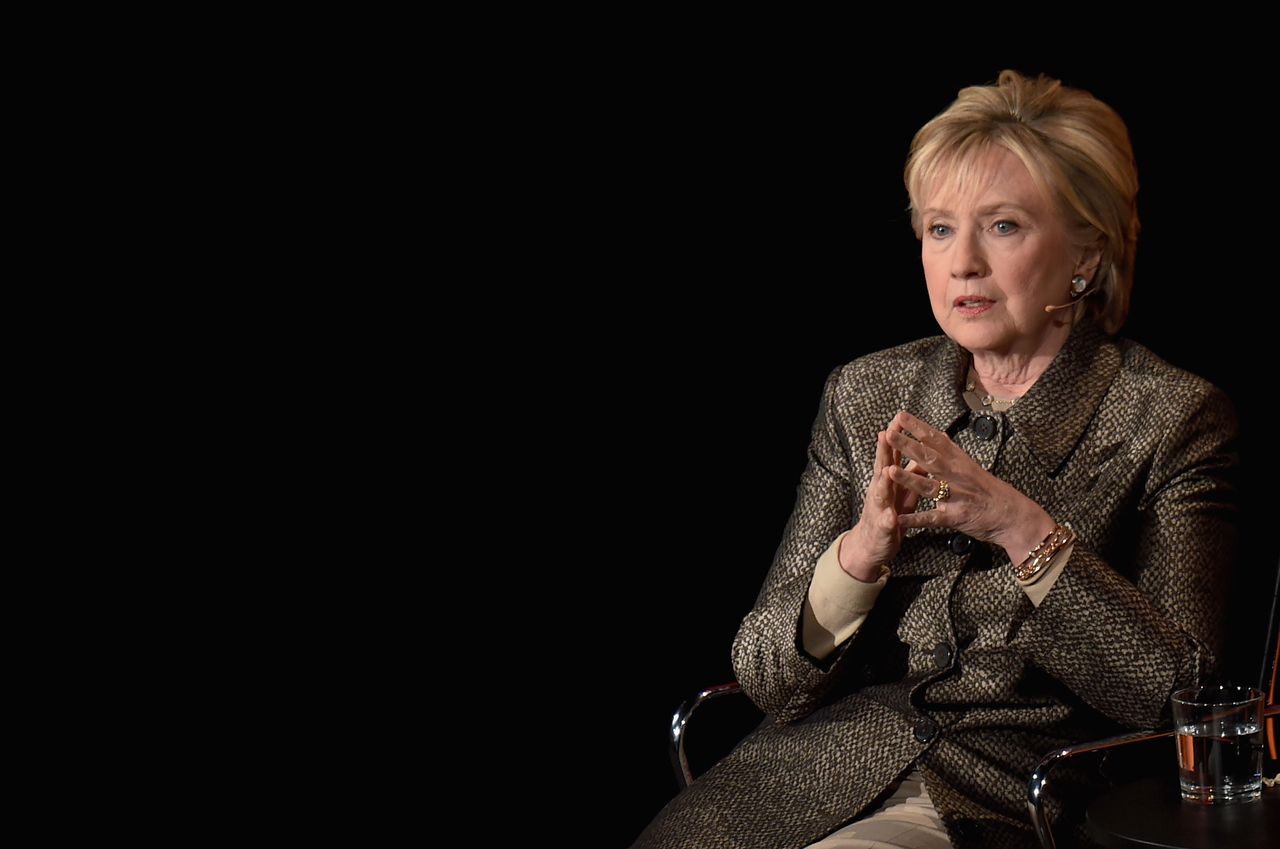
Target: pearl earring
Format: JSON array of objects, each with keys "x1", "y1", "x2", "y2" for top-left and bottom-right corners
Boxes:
[{"x1": 1070, "y1": 275, "x2": 1088, "y2": 295}]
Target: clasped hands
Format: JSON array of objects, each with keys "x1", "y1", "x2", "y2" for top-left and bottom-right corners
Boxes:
[{"x1": 838, "y1": 411, "x2": 1055, "y2": 582}]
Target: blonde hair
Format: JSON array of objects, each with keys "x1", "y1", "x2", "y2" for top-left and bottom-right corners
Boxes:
[{"x1": 904, "y1": 70, "x2": 1140, "y2": 334}]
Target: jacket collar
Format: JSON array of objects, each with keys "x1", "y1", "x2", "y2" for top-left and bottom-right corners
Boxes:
[
  {"x1": 905, "y1": 337, "x2": 970, "y2": 440},
  {"x1": 908, "y1": 319, "x2": 1119, "y2": 475},
  {"x1": 1005, "y1": 319, "x2": 1119, "y2": 474}
]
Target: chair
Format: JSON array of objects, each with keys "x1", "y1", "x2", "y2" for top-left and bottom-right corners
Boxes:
[
  {"x1": 670, "y1": 682, "x2": 756, "y2": 790},
  {"x1": 667, "y1": 562, "x2": 1280, "y2": 846},
  {"x1": 1026, "y1": 560, "x2": 1280, "y2": 848}
]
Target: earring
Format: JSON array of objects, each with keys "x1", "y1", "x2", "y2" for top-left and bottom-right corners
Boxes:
[{"x1": 1070, "y1": 275, "x2": 1088, "y2": 295}]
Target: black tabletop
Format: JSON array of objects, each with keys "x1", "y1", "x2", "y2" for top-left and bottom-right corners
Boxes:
[{"x1": 1087, "y1": 776, "x2": 1279, "y2": 849}]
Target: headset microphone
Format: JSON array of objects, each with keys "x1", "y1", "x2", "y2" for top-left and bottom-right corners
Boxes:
[{"x1": 1045, "y1": 277, "x2": 1096, "y2": 313}]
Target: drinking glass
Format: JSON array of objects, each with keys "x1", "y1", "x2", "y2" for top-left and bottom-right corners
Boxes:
[{"x1": 1171, "y1": 684, "x2": 1264, "y2": 803}]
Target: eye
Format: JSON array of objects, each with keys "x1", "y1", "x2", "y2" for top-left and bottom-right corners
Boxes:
[
  {"x1": 927, "y1": 223, "x2": 952, "y2": 239},
  {"x1": 992, "y1": 219, "x2": 1019, "y2": 235}
]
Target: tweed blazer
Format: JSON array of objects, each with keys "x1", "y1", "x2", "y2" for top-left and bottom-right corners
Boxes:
[{"x1": 632, "y1": 319, "x2": 1239, "y2": 849}]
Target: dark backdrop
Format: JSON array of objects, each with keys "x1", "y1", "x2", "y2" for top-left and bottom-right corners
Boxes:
[{"x1": 539, "y1": 55, "x2": 1274, "y2": 846}]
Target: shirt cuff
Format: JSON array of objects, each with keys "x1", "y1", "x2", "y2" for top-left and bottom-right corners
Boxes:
[
  {"x1": 1017, "y1": 541, "x2": 1074, "y2": 607},
  {"x1": 801, "y1": 530, "x2": 890, "y2": 660}
]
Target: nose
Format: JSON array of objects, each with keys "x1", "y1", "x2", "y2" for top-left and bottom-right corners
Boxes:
[{"x1": 950, "y1": 229, "x2": 988, "y2": 280}]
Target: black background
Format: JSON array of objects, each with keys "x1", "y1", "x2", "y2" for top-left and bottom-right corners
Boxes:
[{"x1": 528, "y1": 53, "x2": 1275, "y2": 846}]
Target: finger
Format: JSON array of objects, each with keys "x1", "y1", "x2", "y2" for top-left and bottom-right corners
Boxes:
[
  {"x1": 873, "y1": 430, "x2": 891, "y2": 475},
  {"x1": 894, "y1": 471, "x2": 922, "y2": 513},
  {"x1": 872, "y1": 466, "x2": 891, "y2": 507},
  {"x1": 901, "y1": 458, "x2": 929, "y2": 478},
  {"x1": 888, "y1": 464, "x2": 943, "y2": 499},
  {"x1": 871, "y1": 462, "x2": 899, "y2": 508},
  {"x1": 885, "y1": 428, "x2": 941, "y2": 466},
  {"x1": 871, "y1": 436, "x2": 893, "y2": 507},
  {"x1": 898, "y1": 505, "x2": 950, "y2": 530},
  {"x1": 891, "y1": 410, "x2": 940, "y2": 443}
]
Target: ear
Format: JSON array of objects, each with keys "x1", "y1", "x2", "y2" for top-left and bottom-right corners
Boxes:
[{"x1": 1075, "y1": 239, "x2": 1104, "y2": 281}]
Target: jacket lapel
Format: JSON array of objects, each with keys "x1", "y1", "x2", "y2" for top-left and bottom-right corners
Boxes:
[
  {"x1": 905, "y1": 336, "x2": 969, "y2": 437},
  {"x1": 1005, "y1": 319, "x2": 1120, "y2": 475}
]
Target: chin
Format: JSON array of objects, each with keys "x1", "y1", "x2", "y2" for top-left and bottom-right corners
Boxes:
[{"x1": 943, "y1": 323, "x2": 1007, "y2": 353}]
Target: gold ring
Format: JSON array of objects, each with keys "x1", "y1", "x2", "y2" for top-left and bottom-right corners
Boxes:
[{"x1": 935, "y1": 479, "x2": 951, "y2": 502}]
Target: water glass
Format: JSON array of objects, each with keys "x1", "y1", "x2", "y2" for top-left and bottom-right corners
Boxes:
[{"x1": 1171, "y1": 684, "x2": 1264, "y2": 803}]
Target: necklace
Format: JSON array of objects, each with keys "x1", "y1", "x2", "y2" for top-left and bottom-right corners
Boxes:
[{"x1": 964, "y1": 364, "x2": 1017, "y2": 412}]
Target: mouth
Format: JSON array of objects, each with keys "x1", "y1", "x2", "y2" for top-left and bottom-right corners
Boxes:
[{"x1": 953, "y1": 296, "x2": 995, "y2": 316}]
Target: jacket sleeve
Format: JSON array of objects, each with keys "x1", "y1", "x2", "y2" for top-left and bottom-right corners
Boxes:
[
  {"x1": 1010, "y1": 384, "x2": 1239, "y2": 729},
  {"x1": 730, "y1": 364, "x2": 869, "y2": 722}
]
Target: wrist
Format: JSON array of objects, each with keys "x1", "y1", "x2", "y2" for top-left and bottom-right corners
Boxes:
[
  {"x1": 1013, "y1": 523, "x2": 1076, "y2": 582},
  {"x1": 838, "y1": 526, "x2": 889, "y2": 583},
  {"x1": 999, "y1": 505, "x2": 1057, "y2": 568}
]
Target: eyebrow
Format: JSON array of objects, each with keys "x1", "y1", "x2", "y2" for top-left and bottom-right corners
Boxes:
[{"x1": 920, "y1": 203, "x2": 1036, "y2": 218}]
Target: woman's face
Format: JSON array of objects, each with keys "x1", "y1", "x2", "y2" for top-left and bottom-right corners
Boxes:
[{"x1": 919, "y1": 146, "x2": 1089, "y2": 359}]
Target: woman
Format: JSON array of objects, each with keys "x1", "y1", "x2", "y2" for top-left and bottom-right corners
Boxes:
[{"x1": 631, "y1": 70, "x2": 1238, "y2": 849}]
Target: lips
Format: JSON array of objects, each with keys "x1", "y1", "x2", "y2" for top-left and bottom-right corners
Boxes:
[{"x1": 954, "y1": 295, "x2": 995, "y2": 316}]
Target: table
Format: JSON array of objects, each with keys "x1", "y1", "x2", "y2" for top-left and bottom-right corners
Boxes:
[{"x1": 1087, "y1": 776, "x2": 1279, "y2": 849}]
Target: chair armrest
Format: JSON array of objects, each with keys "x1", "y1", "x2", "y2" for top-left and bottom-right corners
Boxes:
[
  {"x1": 1027, "y1": 727, "x2": 1174, "y2": 849},
  {"x1": 670, "y1": 682, "x2": 744, "y2": 789}
]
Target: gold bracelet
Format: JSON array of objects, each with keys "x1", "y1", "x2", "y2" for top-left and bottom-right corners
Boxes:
[{"x1": 1013, "y1": 524, "x2": 1076, "y2": 582}]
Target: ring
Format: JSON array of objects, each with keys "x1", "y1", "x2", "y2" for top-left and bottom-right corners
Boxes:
[{"x1": 935, "y1": 479, "x2": 951, "y2": 502}]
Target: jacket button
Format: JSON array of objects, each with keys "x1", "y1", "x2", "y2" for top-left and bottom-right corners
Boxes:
[
  {"x1": 913, "y1": 717, "x2": 939, "y2": 744},
  {"x1": 932, "y1": 642, "x2": 953, "y2": 670},
  {"x1": 949, "y1": 533, "x2": 972, "y2": 554},
  {"x1": 972, "y1": 415, "x2": 997, "y2": 440}
]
